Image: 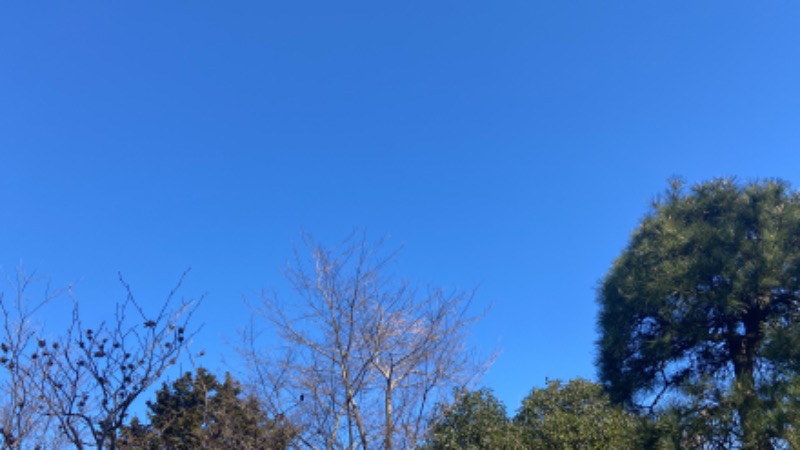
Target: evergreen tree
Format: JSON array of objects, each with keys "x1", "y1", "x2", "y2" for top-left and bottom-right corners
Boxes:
[
  {"x1": 514, "y1": 379, "x2": 640, "y2": 449},
  {"x1": 118, "y1": 418, "x2": 158, "y2": 450},
  {"x1": 204, "y1": 373, "x2": 295, "y2": 449},
  {"x1": 598, "y1": 178, "x2": 800, "y2": 448},
  {"x1": 147, "y1": 368, "x2": 215, "y2": 449},
  {"x1": 423, "y1": 388, "x2": 520, "y2": 449},
  {"x1": 121, "y1": 368, "x2": 293, "y2": 449}
]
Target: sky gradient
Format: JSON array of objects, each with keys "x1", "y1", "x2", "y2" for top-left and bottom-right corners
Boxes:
[{"x1": 2, "y1": 1, "x2": 800, "y2": 415}]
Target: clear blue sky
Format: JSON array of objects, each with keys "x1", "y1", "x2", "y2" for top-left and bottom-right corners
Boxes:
[{"x1": 2, "y1": 1, "x2": 800, "y2": 415}]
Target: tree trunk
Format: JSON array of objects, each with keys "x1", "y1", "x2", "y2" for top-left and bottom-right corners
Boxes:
[
  {"x1": 732, "y1": 311, "x2": 770, "y2": 450},
  {"x1": 384, "y1": 379, "x2": 393, "y2": 450}
]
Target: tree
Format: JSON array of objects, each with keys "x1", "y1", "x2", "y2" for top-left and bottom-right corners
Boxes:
[
  {"x1": 121, "y1": 368, "x2": 294, "y2": 449},
  {"x1": 0, "y1": 268, "x2": 65, "y2": 449},
  {"x1": 597, "y1": 178, "x2": 800, "y2": 448},
  {"x1": 422, "y1": 388, "x2": 520, "y2": 450},
  {"x1": 32, "y1": 271, "x2": 200, "y2": 450},
  {"x1": 144, "y1": 368, "x2": 216, "y2": 449},
  {"x1": 241, "y1": 233, "x2": 488, "y2": 450},
  {"x1": 206, "y1": 373, "x2": 295, "y2": 449},
  {"x1": 117, "y1": 417, "x2": 156, "y2": 450},
  {"x1": 0, "y1": 268, "x2": 201, "y2": 449},
  {"x1": 641, "y1": 399, "x2": 740, "y2": 449},
  {"x1": 514, "y1": 379, "x2": 640, "y2": 449}
]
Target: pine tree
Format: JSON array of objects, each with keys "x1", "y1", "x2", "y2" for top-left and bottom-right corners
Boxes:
[
  {"x1": 120, "y1": 368, "x2": 294, "y2": 449},
  {"x1": 598, "y1": 178, "x2": 800, "y2": 448}
]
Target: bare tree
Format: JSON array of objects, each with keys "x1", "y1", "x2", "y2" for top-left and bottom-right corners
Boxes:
[
  {"x1": 0, "y1": 268, "x2": 201, "y2": 449},
  {"x1": 241, "y1": 234, "x2": 489, "y2": 450},
  {"x1": 0, "y1": 268, "x2": 65, "y2": 450}
]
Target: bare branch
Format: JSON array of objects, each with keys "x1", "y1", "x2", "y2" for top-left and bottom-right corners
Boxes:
[
  {"x1": 240, "y1": 234, "x2": 489, "y2": 450},
  {"x1": 0, "y1": 267, "x2": 202, "y2": 449}
]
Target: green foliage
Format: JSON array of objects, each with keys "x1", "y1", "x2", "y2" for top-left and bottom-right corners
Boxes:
[
  {"x1": 147, "y1": 368, "x2": 215, "y2": 449},
  {"x1": 514, "y1": 379, "x2": 640, "y2": 449},
  {"x1": 118, "y1": 417, "x2": 158, "y2": 450},
  {"x1": 423, "y1": 380, "x2": 644, "y2": 450},
  {"x1": 120, "y1": 368, "x2": 294, "y2": 449},
  {"x1": 597, "y1": 178, "x2": 800, "y2": 447},
  {"x1": 423, "y1": 388, "x2": 520, "y2": 449}
]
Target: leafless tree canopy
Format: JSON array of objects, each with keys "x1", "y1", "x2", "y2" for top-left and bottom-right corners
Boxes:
[
  {"x1": 0, "y1": 268, "x2": 201, "y2": 450},
  {"x1": 241, "y1": 234, "x2": 488, "y2": 450},
  {"x1": 0, "y1": 268, "x2": 64, "y2": 450}
]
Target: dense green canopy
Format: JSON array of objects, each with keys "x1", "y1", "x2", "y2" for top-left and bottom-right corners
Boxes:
[
  {"x1": 423, "y1": 388, "x2": 518, "y2": 450},
  {"x1": 597, "y1": 178, "x2": 800, "y2": 447},
  {"x1": 120, "y1": 368, "x2": 294, "y2": 449},
  {"x1": 423, "y1": 380, "x2": 641, "y2": 450},
  {"x1": 515, "y1": 379, "x2": 639, "y2": 449}
]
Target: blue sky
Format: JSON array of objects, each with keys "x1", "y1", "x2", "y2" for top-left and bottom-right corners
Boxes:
[{"x1": 2, "y1": 1, "x2": 800, "y2": 415}]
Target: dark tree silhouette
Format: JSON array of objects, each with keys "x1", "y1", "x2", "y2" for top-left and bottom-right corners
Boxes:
[{"x1": 120, "y1": 368, "x2": 294, "y2": 450}]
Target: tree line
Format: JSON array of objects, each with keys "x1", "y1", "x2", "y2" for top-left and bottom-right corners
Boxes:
[
  {"x1": 4, "y1": 178, "x2": 800, "y2": 449},
  {"x1": 428, "y1": 178, "x2": 800, "y2": 449},
  {"x1": 0, "y1": 233, "x2": 484, "y2": 449}
]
